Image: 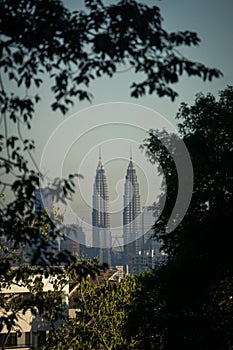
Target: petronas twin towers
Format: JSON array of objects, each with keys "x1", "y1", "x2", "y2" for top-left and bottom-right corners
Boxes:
[
  {"x1": 92, "y1": 151, "x2": 111, "y2": 264},
  {"x1": 92, "y1": 149, "x2": 141, "y2": 268}
]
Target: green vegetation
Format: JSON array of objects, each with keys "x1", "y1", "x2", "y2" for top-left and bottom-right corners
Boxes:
[
  {"x1": 49, "y1": 275, "x2": 139, "y2": 350},
  {"x1": 141, "y1": 87, "x2": 233, "y2": 349}
]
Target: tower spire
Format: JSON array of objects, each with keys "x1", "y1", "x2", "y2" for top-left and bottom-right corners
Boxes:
[
  {"x1": 130, "y1": 145, "x2": 132, "y2": 160},
  {"x1": 97, "y1": 145, "x2": 103, "y2": 169}
]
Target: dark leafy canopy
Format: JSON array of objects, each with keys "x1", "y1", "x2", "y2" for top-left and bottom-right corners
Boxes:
[
  {"x1": 141, "y1": 87, "x2": 233, "y2": 349},
  {"x1": 44, "y1": 276, "x2": 139, "y2": 350},
  {"x1": 144, "y1": 87, "x2": 233, "y2": 264},
  {"x1": 0, "y1": 0, "x2": 222, "y2": 111}
]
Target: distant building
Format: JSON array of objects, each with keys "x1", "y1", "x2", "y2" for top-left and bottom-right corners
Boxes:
[
  {"x1": 108, "y1": 265, "x2": 124, "y2": 282},
  {"x1": 123, "y1": 154, "x2": 142, "y2": 274},
  {"x1": 131, "y1": 252, "x2": 153, "y2": 275},
  {"x1": 64, "y1": 223, "x2": 85, "y2": 245},
  {"x1": 60, "y1": 236, "x2": 79, "y2": 257},
  {"x1": 92, "y1": 150, "x2": 111, "y2": 266},
  {"x1": 34, "y1": 188, "x2": 54, "y2": 218},
  {"x1": 33, "y1": 189, "x2": 60, "y2": 264},
  {"x1": 142, "y1": 205, "x2": 164, "y2": 260},
  {"x1": 129, "y1": 206, "x2": 167, "y2": 274},
  {"x1": 141, "y1": 205, "x2": 155, "y2": 244},
  {"x1": 122, "y1": 205, "x2": 167, "y2": 275}
]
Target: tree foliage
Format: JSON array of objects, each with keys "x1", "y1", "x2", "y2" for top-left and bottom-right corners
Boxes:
[
  {"x1": 0, "y1": 0, "x2": 221, "y2": 110},
  {"x1": 43, "y1": 274, "x2": 140, "y2": 350},
  {"x1": 142, "y1": 86, "x2": 233, "y2": 349}
]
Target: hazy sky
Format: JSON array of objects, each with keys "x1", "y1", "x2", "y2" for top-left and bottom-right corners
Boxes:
[
  {"x1": 33, "y1": 0, "x2": 233, "y2": 149},
  {"x1": 16, "y1": 0, "x2": 233, "y2": 231}
]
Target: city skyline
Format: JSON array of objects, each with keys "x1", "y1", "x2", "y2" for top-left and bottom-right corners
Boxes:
[
  {"x1": 57, "y1": 127, "x2": 162, "y2": 235},
  {"x1": 39, "y1": 138, "x2": 161, "y2": 249}
]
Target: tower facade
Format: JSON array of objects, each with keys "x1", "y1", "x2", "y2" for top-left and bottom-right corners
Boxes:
[
  {"x1": 92, "y1": 151, "x2": 111, "y2": 265},
  {"x1": 123, "y1": 156, "x2": 142, "y2": 273}
]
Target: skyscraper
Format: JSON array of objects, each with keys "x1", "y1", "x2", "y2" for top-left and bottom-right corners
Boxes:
[
  {"x1": 92, "y1": 149, "x2": 111, "y2": 265},
  {"x1": 34, "y1": 188, "x2": 60, "y2": 262},
  {"x1": 123, "y1": 154, "x2": 142, "y2": 273}
]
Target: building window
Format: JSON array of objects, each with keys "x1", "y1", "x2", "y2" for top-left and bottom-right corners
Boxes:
[
  {"x1": 25, "y1": 332, "x2": 31, "y2": 346},
  {"x1": 0, "y1": 333, "x2": 17, "y2": 347},
  {"x1": 38, "y1": 331, "x2": 46, "y2": 346}
]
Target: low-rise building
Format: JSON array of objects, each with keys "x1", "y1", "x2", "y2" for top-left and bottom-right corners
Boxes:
[{"x1": 0, "y1": 273, "x2": 69, "y2": 349}]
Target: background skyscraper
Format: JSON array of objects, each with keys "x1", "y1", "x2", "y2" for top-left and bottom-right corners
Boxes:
[
  {"x1": 92, "y1": 150, "x2": 111, "y2": 265},
  {"x1": 123, "y1": 154, "x2": 141, "y2": 273}
]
